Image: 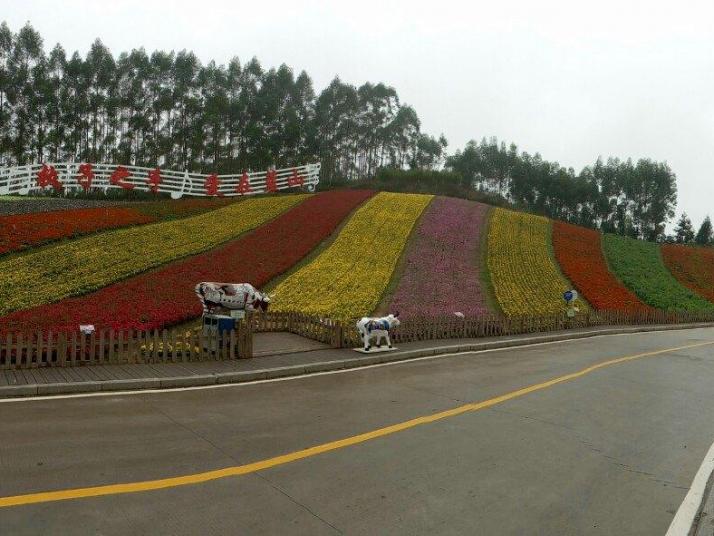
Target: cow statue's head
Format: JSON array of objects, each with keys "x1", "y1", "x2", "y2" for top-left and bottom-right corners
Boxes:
[
  {"x1": 254, "y1": 292, "x2": 274, "y2": 312},
  {"x1": 387, "y1": 312, "x2": 401, "y2": 328}
]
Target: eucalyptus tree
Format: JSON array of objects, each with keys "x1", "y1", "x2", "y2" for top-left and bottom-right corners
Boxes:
[
  {"x1": 45, "y1": 44, "x2": 67, "y2": 161},
  {"x1": 7, "y1": 23, "x2": 44, "y2": 164},
  {"x1": 314, "y1": 77, "x2": 359, "y2": 183},
  {"x1": 170, "y1": 49, "x2": 201, "y2": 170},
  {"x1": 85, "y1": 39, "x2": 115, "y2": 162},
  {"x1": 0, "y1": 22, "x2": 13, "y2": 165}
]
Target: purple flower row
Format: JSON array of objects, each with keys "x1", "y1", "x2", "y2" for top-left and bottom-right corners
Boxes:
[{"x1": 388, "y1": 197, "x2": 490, "y2": 318}]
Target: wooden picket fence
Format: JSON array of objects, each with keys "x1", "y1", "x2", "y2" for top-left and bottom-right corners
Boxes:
[
  {"x1": 1, "y1": 309, "x2": 714, "y2": 370},
  {"x1": 0, "y1": 326, "x2": 252, "y2": 370}
]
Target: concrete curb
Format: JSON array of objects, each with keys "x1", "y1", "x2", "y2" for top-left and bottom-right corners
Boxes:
[{"x1": 1, "y1": 322, "x2": 712, "y2": 399}]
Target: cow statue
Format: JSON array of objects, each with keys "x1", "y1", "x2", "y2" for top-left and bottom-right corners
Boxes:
[
  {"x1": 195, "y1": 282, "x2": 272, "y2": 314},
  {"x1": 356, "y1": 313, "x2": 400, "y2": 351}
]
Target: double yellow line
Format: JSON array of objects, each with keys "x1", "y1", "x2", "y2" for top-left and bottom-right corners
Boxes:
[{"x1": 2, "y1": 339, "x2": 713, "y2": 508}]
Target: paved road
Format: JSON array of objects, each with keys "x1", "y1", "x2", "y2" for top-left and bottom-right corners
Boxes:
[{"x1": 2, "y1": 327, "x2": 714, "y2": 535}]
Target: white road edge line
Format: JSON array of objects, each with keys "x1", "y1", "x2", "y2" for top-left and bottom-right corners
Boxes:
[
  {"x1": 0, "y1": 327, "x2": 706, "y2": 404},
  {"x1": 666, "y1": 440, "x2": 714, "y2": 536}
]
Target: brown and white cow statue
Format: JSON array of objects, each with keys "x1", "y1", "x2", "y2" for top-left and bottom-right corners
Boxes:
[{"x1": 195, "y1": 282, "x2": 272, "y2": 314}]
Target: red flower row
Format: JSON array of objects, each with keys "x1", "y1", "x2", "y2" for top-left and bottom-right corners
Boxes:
[
  {"x1": 552, "y1": 221, "x2": 651, "y2": 311},
  {"x1": 36, "y1": 163, "x2": 307, "y2": 195},
  {"x1": 0, "y1": 199, "x2": 236, "y2": 255},
  {"x1": 0, "y1": 208, "x2": 154, "y2": 255},
  {"x1": 0, "y1": 190, "x2": 374, "y2": 333},
  {"x1": 661, "y1": 244, "x2": 714, "y2": 303}
]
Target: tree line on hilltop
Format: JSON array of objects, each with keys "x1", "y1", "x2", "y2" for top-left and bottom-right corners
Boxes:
[
  {"x1": 0, "y1": 22, "x2": 709, "y2": 245},
  {"x1": 0, "y1": 22, "x2": 446, "y2": 181}
]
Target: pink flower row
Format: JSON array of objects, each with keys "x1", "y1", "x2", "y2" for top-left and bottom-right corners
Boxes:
[{"x1": 389, "y1": 197, "x2": 490, "y2": 317}]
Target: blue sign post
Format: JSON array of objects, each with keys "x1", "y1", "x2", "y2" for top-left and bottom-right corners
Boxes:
[{"x1": 563, "y1": 289, "x2": 579, "y2": 319}]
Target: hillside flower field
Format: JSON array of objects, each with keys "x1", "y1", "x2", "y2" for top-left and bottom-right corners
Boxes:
[
  {"x1": 0, "y1": 191, "x2": 373, "y2": 333},
  {"x1": 271, "y1": 192, "x2": 432, "y2": 319},
  {"x1": 1, "y1": 190, "x2": 714, "y2": 333},
  {"x1": 488, "y1": 209, "x2": 586, "y2": 315},
  {"x1": 0, "y1": 195, "x2": 307, "y2": 316},
  {"x1": 603, "y1": 234, "x2": 714, "y2": 311}
]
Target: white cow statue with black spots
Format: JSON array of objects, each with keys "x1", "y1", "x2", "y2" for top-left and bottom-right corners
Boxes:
[
  {"x1": 356, "y1": 313, "x2": 400, "y2": 351},
  {"x1": 195, "y1": 282, "x2": 272, "y2": 314}
]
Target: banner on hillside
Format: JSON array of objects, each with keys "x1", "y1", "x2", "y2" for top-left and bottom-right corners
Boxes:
[{"x1": 0, "y1": 162, "x2": 320, "y2": 198}]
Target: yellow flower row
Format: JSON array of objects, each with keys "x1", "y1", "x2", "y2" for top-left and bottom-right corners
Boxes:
[
  {"x1": 271, "y1": 192, "x2": 433, "y2": 319},
  {"x1": 487, "y1": 208, "x2": 586, "y2": 315},
  {"x1": 0, "y1": 195, "x2": 308, "y2": 316}
]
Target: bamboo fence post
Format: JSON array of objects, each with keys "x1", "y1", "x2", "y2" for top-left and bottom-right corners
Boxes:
[
  {"x1": 88, "y1": 332, "x2": 96, "y2": 365},
  {"x1": 98, "y1": 330, "x2": 106, "y2": 364},
  {"x1": 57, "y1": 333, "x2": 67, "y2": 367},
  {"x1": 32, "y1": 331, "x2": 41, "y2": 368},
  {"x1": 69, "y1": 332, "x2": 77, "y2": 366},
  {"x1": 107, "y1": 329, "x2": 115, "y2": 364},
  {"x1": 152, "y1": 329, "x2": 160, "y2": 364},
  {"x1": 3, "y1": 333, "x2": 10, "y2": 369},
  {"x1": 160, "y1": 329, "x2": 167, "y2": 363},
  {"x1": 199, "y1": 330, "x2": 208, "y2": 361}
]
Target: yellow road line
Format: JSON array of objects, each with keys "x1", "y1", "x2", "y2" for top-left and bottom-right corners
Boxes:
[{"x1": 2, "y1": 339, "x2": 713, "y2": 508}]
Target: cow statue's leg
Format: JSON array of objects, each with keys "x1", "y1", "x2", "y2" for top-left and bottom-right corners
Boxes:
[
  {"x1": 385, "y1": 331, "x2": 392, "y2": 348},
  {"x1": 364, "y1": 330, "x2": 371, "y2": 351},
  {"x1": 376, "y1": 331, "x2": 382, "y2": 348},
  {"x1": 356, "y1": 319, "x2": 368, "y2": 351}
]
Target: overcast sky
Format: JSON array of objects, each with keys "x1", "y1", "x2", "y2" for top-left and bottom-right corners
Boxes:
[{"x1": 3, "y1": 0, "x2": 713, "y2": 227}]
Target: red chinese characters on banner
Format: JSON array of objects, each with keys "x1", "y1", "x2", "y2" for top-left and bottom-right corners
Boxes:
[
  {"x1": 36, "y1": 164, "x2": 63, "y2": 191},
  {"x1": 265, "y1": 169, "x2": 278, "y2": 193},
  {"x1": 204, "y1": 174, "x2": 223, "y2": 196},
  {"x1": 110, "y1": 166, "x2": 135, "y2": 190},
  {"x1": 236, "y1": 171, "x2": 251, "y2": 194},
  {"x1": 288, "y1": 168, "x2": 304, "y2": 187},
  {"x1": 147, "y1": 168, "x2": 162, "y2": 193},
  {"x1": 76, "y1": 163, "x2": 95, "y2": 192}
]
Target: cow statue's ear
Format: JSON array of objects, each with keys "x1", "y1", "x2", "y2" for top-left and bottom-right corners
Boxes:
[{"x1": 394, "y1": 311, "x2": 400, "y2": 318}]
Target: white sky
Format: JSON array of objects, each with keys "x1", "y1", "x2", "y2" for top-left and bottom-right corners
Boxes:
[{"x1": 3, "y1": 0, "x2": 714, "y2": 227}]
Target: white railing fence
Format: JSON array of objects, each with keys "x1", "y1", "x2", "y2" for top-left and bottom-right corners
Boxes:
[{"x1": 0, "y1": 162, "x2": 321, "y2": 198}]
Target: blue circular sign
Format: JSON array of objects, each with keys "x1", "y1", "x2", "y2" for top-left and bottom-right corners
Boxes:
[{"x1": 563, "y1": 290, "x2": 574, "y2": 302}]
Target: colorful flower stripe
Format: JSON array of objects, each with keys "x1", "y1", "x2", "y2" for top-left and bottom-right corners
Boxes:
[
  {"x1": 602, "y1": 234, "x2": 714, "y2": 311},
  {"x1": 661, "y1": 244, "x2": 714, "y2": 303},
  {"x1": 0, "y1": 191, "x2": 373, "y2": 333},
  {"x1": 0, "y1": 198, "x2": 236, "y2": 255},
  {"x1": 552, "y1": 221, "x2": 650, "y2": 311},
  {"x1": 0, "y1": 207, "x2": 153, "y2": 254},
  {"x1": 271, "y1": 192, "x2": 433, "y2": 319},
  {"x1": 488, "y1": 208, "x2": 586, "y2": 315},
  {"x1": 0, "y1": 195, "x2": 308, "y2": 317},
  {"x1": 388, "y1": 197, "x2": 490, "y2": 317}
]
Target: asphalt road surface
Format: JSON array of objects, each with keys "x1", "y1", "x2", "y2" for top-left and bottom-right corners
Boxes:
[{"x1": 2, "y1": 327, "x2": 714, "y2": 535}]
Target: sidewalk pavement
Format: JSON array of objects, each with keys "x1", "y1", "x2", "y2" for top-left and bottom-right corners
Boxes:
[{"x1": 1, "y1": 322, "x2": 712, "y2": 398}]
